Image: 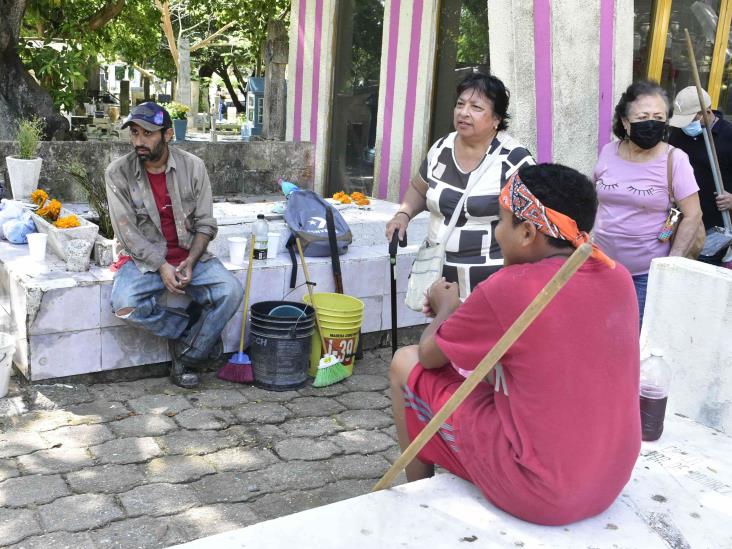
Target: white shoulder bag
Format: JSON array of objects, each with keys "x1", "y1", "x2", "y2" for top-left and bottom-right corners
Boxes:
[{"x1": 404, "y1": 142, "x2": 503, "y2": 311}]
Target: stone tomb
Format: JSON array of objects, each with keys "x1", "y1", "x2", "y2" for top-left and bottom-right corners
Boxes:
[{"x1": 0, "y1": 199, "x2": 428, "y2": 381}]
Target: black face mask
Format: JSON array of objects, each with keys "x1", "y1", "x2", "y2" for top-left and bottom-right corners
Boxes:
[{"x1": 628, "y1": 120, "x2": 666, "y2": 149}]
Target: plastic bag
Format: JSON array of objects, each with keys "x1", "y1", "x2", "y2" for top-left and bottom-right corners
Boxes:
[
  {"x1": 0, "y1": 200, "x2": 26, "y2": 240},
  {"x1": 3, "y1": 212, "x2": 36, "y2": 244}
]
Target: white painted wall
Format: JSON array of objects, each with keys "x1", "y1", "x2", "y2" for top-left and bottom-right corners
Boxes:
[
  {"x1": 487, "y1": 0, "x2": 538, "y2": 158},
  {"x1": 641, "y1": 257, "x2": 732, "y2": 434},
  {"x1": 487, "y1": 1, "x2": 634, "y2": 176}
]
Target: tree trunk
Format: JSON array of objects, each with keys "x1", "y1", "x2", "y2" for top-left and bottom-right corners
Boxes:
[
  {"x1": 215, "y1": 64, "x2": 245, "y2": 113},
  {"x1": 0, "y1": 0, "x2": 68, "y2": 140},
  {"x1": 263, "y1": 20, "x2": 288, "y2": 140},
  {"x1": 176, "y1": 37, "x2": 191, "y2": 108}
]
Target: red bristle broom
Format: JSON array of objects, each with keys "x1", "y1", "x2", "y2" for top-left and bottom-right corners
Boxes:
[{"x1": 218, "y1": 234, "x2": 256, "y2": 383}]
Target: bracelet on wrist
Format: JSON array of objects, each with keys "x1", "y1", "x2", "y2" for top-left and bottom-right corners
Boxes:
[{"x1": 395, "y1": 211, "x2": 411, "y2": 221}]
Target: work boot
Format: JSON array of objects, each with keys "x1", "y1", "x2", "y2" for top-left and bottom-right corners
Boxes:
[
  {"x1": 171, "y1": 335, "x2": 223, "y2": 366},
  {"x1": 168, "y1": 340, "x2": 200, "y2": 389}
]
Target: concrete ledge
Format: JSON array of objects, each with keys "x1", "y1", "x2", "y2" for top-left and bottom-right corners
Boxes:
[
  {"x1": 0, "y1": 140, "x2": 314, "y2": 201},
  {"x1": 641, "y1": 257, "x2": 732, "y2": 435},
  {"x1": 172, "y1": 414, "x2": 731, "y2": 548},
  {"x1": 1, "y1": 199, "x2": 429, "y2": 381}
]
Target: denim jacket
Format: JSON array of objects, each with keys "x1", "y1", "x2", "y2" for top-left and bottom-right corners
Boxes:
[{"x1": 105, "y1": 147, "x2": 218, "y2": 273}]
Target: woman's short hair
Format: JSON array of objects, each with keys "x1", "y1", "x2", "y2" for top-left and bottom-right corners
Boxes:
[
  {"x1": 513, "y1": 163, "x2": 598, "y2": 249},
  {"x1": 456, "y1": 72, "x2": 511, "y2": 131},
  {"x1": 612, "y1": 80, "x2": 672, "y2": 139}
]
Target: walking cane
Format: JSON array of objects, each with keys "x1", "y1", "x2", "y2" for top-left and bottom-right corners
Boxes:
[
  {"x1": 684, "y1": 29, "x2": 732, "y2": 262},
  {"x1": 372, "y1": 243, "x2": 592, "y2": 492},
  {"x1": 388, "y1": 229, "x2": 407, "y2": 356}
]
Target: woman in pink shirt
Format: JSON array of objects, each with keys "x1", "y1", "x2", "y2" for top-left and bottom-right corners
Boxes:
[{"x1": 593, "y1": 80, "x2": 702, "y2": 323}]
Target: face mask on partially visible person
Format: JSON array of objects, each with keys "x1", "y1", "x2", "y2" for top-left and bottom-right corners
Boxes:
[
  {"x1": 628, "y1": 120, "x2": 666, "y2": 149},
  {"x1": 682, "y1": 120, "x2": 703, "y2": 137}
]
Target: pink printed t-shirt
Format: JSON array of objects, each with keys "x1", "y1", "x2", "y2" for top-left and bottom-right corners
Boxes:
[
  {"x1": 432, "y1": 258, "x2": 641, "y2": 525},
  {"x1": 593, "y1": 141, "x2": 699, "y2": 276}
]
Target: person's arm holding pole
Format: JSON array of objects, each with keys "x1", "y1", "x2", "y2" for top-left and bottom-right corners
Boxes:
[{"x1": 684, "y1": 28, "x2": 732, "y2": 258}]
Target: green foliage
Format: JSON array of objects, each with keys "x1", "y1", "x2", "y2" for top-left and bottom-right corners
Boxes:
[
  {"x1": 350, "y1": 0, "x2": 384, "y2": 91},
  {"x1": 64, "y1": 159, "x2": 114, "y2": 239},
  {"x1": 164, "y1": 101, "x2": 190, "y2": 120},
  {"x1": 19, "y1": 0, "x2": 165, "y2": 110},
  {"x1": 193, "y1": 0, "x2": 290, "y2": 78},
  {"x1": 20, "y1": 41, "x2": 89, "y2": 111},
  {"x1": 16, "y1": 118, "x2": 44, "y2": 159},
  {"x1": 456, "y1": 0, "x2": 489, "y2": 66}
]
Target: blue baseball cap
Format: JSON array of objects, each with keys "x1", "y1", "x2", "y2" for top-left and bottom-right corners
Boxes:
[{"x1": 121, "y1": 102, "x2": 172, "y2": 131}]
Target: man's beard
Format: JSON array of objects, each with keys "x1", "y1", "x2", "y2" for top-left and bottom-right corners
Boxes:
[{"x1": 135, "y1": 139, "x2": 166, "y2": 162}]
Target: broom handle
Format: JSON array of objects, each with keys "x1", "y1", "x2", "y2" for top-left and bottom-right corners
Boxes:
[
  {"x1": 295, "y1": 238, "x2": 329, "y2": 352},
  {"x1": 684, "y1": 29, "x2": 732, "y2": 232},
  {"x1": 372, "y1": 243, "x2": 593, "y2": 492},
  {"x1": 238, "y1": 234, "x2": 256, "y2": 354}
]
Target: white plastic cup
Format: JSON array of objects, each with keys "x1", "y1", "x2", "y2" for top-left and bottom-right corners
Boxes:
[
  {"x1": 27, "y1": 233, "x2": 47, "y2": 262},
  {"x1": 228, "y1": 236, "x2": 247, "y2": 265},
  {"x1": 267, "y1": 232, "x2": 281, "y2": 258}
]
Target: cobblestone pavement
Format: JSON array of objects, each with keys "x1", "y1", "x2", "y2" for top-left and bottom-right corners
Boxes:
[{"x1": 0, "y1": 348, "x2": 406, "y2": 548}]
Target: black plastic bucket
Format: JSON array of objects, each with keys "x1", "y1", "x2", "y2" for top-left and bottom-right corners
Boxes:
[{"x1": 249, "y1": 301, "x2": 315, "y2": 391}]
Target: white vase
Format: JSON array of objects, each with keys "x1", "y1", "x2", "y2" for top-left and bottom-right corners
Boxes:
[{"x1": 5, "y1": 156, "x2": 42, "y2": 202}]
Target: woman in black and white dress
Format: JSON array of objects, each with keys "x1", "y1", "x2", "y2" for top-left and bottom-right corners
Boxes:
[{"x1": 386, "y1": 72, "x2": 534, "y2": 301}]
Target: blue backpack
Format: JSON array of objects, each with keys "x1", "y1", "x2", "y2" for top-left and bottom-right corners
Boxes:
[{"x1": 284, "y1": 190, "x2": 352, "y2": 287}]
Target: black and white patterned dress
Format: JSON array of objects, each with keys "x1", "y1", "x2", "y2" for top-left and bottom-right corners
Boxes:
[{"x1": 419, "y1": 131, "x2": 534, "y2": 299}]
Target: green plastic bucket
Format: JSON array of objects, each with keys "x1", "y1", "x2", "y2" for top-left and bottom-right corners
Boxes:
[{"x1": 303, "y1": 293, "x2": 364, "y2": 377}]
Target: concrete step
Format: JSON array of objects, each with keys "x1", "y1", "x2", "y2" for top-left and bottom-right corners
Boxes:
[{"x1": 171, "y1": 413, "x2": 731, "y2": 548}]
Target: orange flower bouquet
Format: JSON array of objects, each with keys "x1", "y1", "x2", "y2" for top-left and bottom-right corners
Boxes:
[
  {"x1": 30, "y1": 189, "x2": 99, "y2": 261},
  {"x1": 332, "y1": 191, "x2": 370, "y2": 206},
  {"x1": 32, "y1": 191, "x2": 80, "y2": 228}
]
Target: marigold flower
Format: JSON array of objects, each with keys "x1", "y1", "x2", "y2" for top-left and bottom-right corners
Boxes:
[
  {"x1": 31, "y1": 189, "x2": 48, "y2": 207},
  {"x1": 45, "y1": 199, "x2": 62, "y2": 221},
  {"x1": 53, "y1": 214, "x2": 80, "y2": 229}
]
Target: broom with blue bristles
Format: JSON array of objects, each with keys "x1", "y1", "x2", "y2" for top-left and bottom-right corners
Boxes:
[
  {"x1": 218, "y1": 234, "x2": 256, "y2": 383},
  {"x1": 295, "y1": 238, "x2": 349, "y2": 387}
]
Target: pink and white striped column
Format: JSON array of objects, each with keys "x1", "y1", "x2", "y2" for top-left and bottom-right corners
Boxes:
[
  {"x1": 286, "y1": 0, "x2": 337, "y2": 193},
  {"x1": 488, "y1": 0, "x2": 633, "y2": 176},
  {"x1": 373, "y1": 0, "x2": 440, "y2": 201}
]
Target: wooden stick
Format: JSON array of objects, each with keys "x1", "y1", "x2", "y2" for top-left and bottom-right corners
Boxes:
[
  {"x1": 295, "y1": 238, "x2": 329, "y2": 352},
  {"x1": 238, "y1": 234, "x2": 256, "y2": 354},
  {"x1": 684, "y1": 29, "x2": 725, "y2": 190},
  {"x1": 372, "y1": 243, "x2": 593, "y2": 492},
  {"x1": 683, "y1": 28, "x2": 732, "y2": 233}
]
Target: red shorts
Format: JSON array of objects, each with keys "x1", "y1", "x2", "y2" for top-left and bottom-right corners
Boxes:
[{"x1": 403, "y1": 364, "x2": 471, "y2": 480}]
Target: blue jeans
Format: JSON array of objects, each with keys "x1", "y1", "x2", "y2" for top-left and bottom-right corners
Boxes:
[
  {"x1": 632, "y1": 274, "x2": 648, "y2": 328},
  {"x1": 111, "y1": 258, "x2": 244, "y2": 361}
]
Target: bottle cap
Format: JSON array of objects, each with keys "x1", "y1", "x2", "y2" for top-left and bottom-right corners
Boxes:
[{"x1": 650, "y1": 348, "x2": 664, "y2": 357}]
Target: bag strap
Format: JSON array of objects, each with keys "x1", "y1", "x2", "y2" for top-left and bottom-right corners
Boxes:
[
  {"x1": 437, "y1": 138, "x2": 504, "y2": 248},
  {"x1": 667, "y1": 145, "x2": 675, "y2": 205},
  {"x1": 287, "y1": 234, "x2": 298, "y2": 289}
]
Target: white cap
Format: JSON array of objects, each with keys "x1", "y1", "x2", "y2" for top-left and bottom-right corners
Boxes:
[
  {"x1": 650, "y1": 348, "x2": 665, "y2": 357},
  {"x1": 669, "y1": 86, "x2": 712, "y2": 128}
]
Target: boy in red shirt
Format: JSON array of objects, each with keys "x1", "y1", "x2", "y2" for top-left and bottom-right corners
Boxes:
[{"x1": 390, "y1": 163, "x2": 641, "y2": 525}]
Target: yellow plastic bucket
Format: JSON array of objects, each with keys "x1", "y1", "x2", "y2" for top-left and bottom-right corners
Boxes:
[{"x1": 303, "y1": 293, "x2": 364, "y2": 377}]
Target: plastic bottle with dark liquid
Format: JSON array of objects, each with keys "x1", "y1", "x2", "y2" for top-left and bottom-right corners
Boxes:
[{"x1": 639, "y1": 349, "x2": 672, "y2": 442}]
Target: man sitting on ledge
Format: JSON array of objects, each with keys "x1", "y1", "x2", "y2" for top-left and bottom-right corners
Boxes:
[
  {"x1": 105, "y1": 102, "x2": 244, "y2": 388},
  {"x1": 389, "y1": 163, "x2": 641, "y2": 525}
]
